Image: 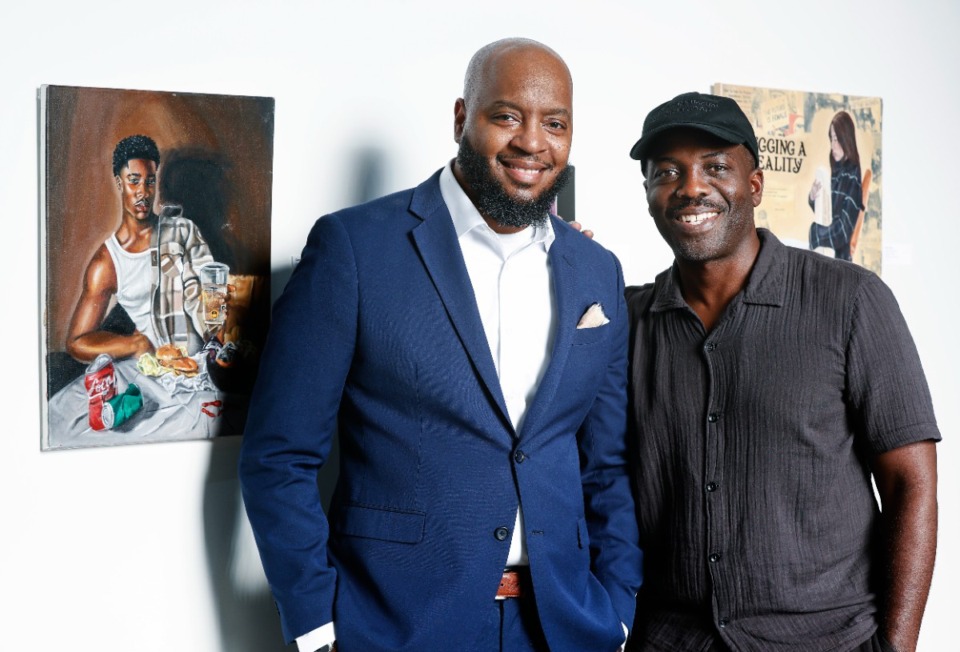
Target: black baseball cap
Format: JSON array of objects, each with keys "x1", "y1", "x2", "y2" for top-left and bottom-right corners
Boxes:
[{"x1": 629, "y1": 92, "x2": 759, "y2": 170}]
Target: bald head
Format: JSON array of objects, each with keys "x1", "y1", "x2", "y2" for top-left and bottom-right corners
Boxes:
[
  {"x1": 462, "y1": 38, "x2": 571, "y2": 105},
  {"x1": 452, "y1": 38, "x2": 573, "y2": 232}
]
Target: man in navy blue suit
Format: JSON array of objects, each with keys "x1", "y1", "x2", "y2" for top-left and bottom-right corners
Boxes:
[{"x1": 239, "y1": 38, "x2": 642, "y2": 652}]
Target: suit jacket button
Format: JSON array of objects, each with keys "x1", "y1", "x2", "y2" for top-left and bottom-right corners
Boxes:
[
  {"x1": 494, "y1": 526, "x2": 510, "y2": 541},
  {"x1": 514, "y1": 449, "x2": 526, "y2": 464}
]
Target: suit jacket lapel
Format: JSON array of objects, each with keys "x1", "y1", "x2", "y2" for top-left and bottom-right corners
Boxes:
[
  {"x1": 518, "y1": 217, "x2": 579, "y2": 440},
  {"x1": 408, "y1": 173, "x2": 513, "y2": 432}
]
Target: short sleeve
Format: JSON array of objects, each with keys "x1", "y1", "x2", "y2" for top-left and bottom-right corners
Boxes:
[{"x1": 846, "y1": 274, "x2": 941, "y2": 453}]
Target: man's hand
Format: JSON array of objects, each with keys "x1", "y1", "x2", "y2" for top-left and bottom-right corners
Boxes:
[{"x1": 569, "y1": 221, "x2": 594, "y2": 239}]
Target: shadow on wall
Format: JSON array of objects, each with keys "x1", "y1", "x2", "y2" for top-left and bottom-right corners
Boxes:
[
  {"x1": 161, "y1": 150, "x2": 235, "y2": 268},
  {"x1": 201, "y1": 145, "x2": 388, "y2": 651},
  {"x1": 203, "y1": 437, "x2": 290, "y2": 651}
]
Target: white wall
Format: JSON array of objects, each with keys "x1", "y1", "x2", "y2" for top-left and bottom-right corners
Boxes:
[{"x1": 2, "y1": 1, "x2": 956, "y2": 649}]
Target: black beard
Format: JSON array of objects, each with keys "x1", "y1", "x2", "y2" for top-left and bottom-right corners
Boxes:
[{"x1": 456, "y1": 135, "x2": 571, "y2": 229}]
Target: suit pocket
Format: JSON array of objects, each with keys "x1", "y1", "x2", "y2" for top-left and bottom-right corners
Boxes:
[
  {"x1": 572, "y1": 322, "x2": 610, "y2": 346},
  {"x1": 333, "y1": 503, "x2": 426, "y2": 544},
  {"x1": 577, "y1": 516, "x2": 590, "y2": 549}
]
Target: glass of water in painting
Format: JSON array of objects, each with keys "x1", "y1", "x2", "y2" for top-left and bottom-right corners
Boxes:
[{"x1": 200, "y1": 262, "x2": 230, "y2": 335}]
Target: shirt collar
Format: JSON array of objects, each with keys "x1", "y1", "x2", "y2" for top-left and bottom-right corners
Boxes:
[
  {"x1": 741, "y1": 229, "x2": 786, "y2": 306},
  {"x1": 651, "y1": 228, "x2": 787, "y2": 312},
  {"x1": 439, "y1": 161, "x2": 555, "y2": 251}
]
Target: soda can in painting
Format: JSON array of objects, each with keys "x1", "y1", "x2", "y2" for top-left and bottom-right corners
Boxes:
[{"x1": 84, "y1": 353, "x2": 117, "y2": 431}]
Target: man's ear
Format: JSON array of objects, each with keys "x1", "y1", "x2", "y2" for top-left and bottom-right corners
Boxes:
[
  {"x1": 115, "y1": 175, "x2": 122, "y2": 190},
  {"x1": 453, "y1": 98, "x2": 466, "y2": 144},
  {"x1": 751, "y1": 168, "x2": 764, "y2": 207}
]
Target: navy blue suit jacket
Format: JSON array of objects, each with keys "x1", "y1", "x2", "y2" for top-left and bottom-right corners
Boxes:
[{"x1": 239, "y1": 171, "x2": 642, "y2": 651}]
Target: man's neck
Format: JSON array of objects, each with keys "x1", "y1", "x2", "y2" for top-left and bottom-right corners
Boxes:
[
  {"x1": 675, "y1": 238, "x2": 761, "y2": 333},
  {"x1": 116, "y1": 212, "x2": 157, "y2": 252}
]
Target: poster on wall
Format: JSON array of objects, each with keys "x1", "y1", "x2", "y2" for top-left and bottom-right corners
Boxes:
[
  {"x1": 39, "y1": 85, "x2": 275, "y2": 450},
  {"x1": 712, "y1": 83, "x2": 882, "y2": 274}
]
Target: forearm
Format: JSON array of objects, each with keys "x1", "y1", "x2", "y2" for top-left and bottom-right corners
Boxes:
[
  {"x1": 66, "y1": 330, "x2": 153, "y2": 362},
  {"x1": 874, "y1": 444, "x2": 938, "y2": 652},
  {"x1": 238, "y1": 213, "x2": 358, "y2": 641},
  {"x1": 878, "y1": 487, "x2": 937, "y2": 651}
]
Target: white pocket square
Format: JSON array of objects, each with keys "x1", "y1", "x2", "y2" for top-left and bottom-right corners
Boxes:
[{"x1": 577, "y1": 303, "x2": 610, "y2": 329}]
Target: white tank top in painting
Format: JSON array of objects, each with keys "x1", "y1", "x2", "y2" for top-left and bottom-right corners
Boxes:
[{"x1": 104, "y1": 234, "x2": 158, "y2": 346}]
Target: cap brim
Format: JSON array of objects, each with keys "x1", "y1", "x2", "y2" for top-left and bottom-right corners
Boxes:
[{"x1": 629, "y1": 122, "x2": 751, "y2": 163}]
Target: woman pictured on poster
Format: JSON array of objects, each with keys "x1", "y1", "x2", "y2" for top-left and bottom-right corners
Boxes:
[{"x1": 808, "y1": 111, "x2": 864, "y2": 261}]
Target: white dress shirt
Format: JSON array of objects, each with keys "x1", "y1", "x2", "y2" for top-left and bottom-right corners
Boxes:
[
  {"x1": 297, "y1": 163, "x2": 556, "y2": 651},
  {"x1": 439, "y1": 161, "x2": 557, "y2": 567}
]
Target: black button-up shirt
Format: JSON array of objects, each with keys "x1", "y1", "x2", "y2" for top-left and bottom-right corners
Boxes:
[{"x1": 626, "y1": 230, "x2": 940, "y2": 652}]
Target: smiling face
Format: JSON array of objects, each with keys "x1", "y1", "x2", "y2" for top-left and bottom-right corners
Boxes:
[
  {"x1": 453, "y1": 43, "x2": 572, "y2": 230},
  {"x1": 116, "y1": 158, "x2": 158, "y2": 222},
  {"x1": 644, "y1": 128, "x2": 763, "y2": 264}
]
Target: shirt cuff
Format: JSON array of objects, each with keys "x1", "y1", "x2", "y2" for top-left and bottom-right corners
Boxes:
[{"x1": 296, "y1": 621, "x2": 336, "y2": 652}]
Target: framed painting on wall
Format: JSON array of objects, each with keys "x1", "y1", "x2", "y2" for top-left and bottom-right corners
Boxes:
[
  {"x1": 712, "y1": 83, "x2": 882, "y2": 274},
  {"x1": 39, "y1": 84, "x2": 274, "y2": 450}
]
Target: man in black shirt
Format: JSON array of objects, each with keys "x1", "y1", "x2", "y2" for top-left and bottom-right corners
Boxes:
[{"x1": 625, "y1": 92, "x2": 939, "y2": 652}]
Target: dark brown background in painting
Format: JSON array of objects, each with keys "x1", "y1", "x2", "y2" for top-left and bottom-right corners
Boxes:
[{"x1": 44, "y1": 85, "x2": 274, "y2": 352}]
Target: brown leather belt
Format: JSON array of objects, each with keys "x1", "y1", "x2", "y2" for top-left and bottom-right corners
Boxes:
[{"x1": 496, "y1": 568, "x2": 527, "y2": 600}]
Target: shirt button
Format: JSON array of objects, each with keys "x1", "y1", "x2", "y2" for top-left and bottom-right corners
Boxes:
[
  {"x1": 706, "y1": 482, "x2": 719, "y2": 493},
  {"x1": 494, "y1": 526, "x2": 510, "y2": 541},
  {"x1": 708, "y1": 412, "x2": 720, "y2": 423},
  {"x1": 704, "y1": 342, "x2": 717, "y2": 352},
  {"x1": 514, "y1": 450, "x2": 526, "y2": 464},
  {"x1": 708, "y1": 552, "x2": 721, "y2": 563},
  {"x1": 718, "y1": 618, "x2": 729, "y2": 628}
]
